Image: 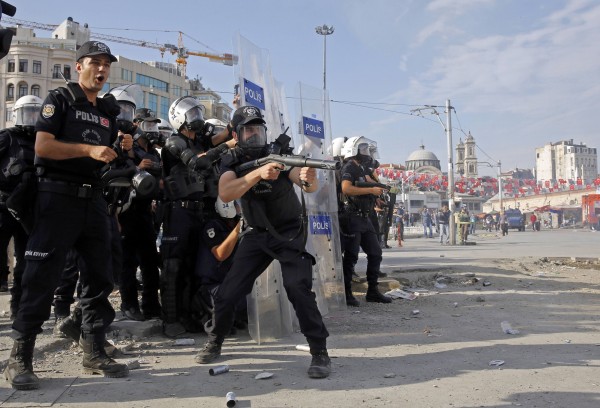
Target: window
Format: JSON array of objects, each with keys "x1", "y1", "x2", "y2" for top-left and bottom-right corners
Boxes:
[
  {"x1": 8, "y1": 59, "x2": 15, "y2": 72},
  {"x1": 18, "y1": 83, "x2": 28, "y2": 98},
  {"x1": 136, "y1": 74, "x2": 168, "y2": 92},
  {"x1": 173, "y1": 85, "x2": 182, "y2": 97},
  {"x1": 148, "y1": 93, "x2": 158, "y2": 113},
  {"x1": 52, "y1": 64, "x2": 61, "y2": 79},
  {"x1": 6, "y1": 84, "x2": 14, "y2": 100},
  {"x1": 160, "y1": 96, "x2": 169, "y2": 118},
  {"x1": 5, "y1": 108, "x2": 13, "y2": 122},
  {"x1": 63, "y1": 65, "x2": 71, "y2": 80},
  {"x1": 121, "y1": 68, "x2": 133, "y2": 82},
  {"x1": 31, "y1": 85, "x2": 41, "y2": 97},
  {"x1": 18, "y1": 59, "x2": 28, "y2": 73},
  {"x1": 32, "y1": 60, "x2": 42, "y2": 74}
]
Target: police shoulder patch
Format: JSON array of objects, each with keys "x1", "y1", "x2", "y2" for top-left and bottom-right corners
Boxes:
[
  {"x1": 42, "y1": 104, "x2": 55, "y2": 118},
  {"x1": 207, "y1": 228, "x2": 215, "y2": 239}
]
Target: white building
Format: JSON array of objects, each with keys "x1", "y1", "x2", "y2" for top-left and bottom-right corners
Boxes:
[
  {"x1": 455, "y1": 132, "x2": 478, "y2": 177},
  {"x1": 535, "y1": 139, "x2": 598, "y2": 183},
  {"x1": 1, "y1": 18, "x2": 232, "y2": 128}
]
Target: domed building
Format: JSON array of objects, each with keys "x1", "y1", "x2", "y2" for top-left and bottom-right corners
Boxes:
[{"x1": 405, "y1": 145, "x2": 442, "y2": 175}]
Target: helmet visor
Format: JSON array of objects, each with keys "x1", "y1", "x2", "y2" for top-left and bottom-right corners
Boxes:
[
  {"x1": 139, "y1": 120, "x2": 159, "y2": 133},
  {"x1": 238, "y1": 125, "x2": 267, "y2": 148},
  {"x1": 15, "y1": 105, "x2": 41, "y2": 127},
  {"x1": 184, "y1": 106, "x2": 204, "y2": 124},
  {"x1": 117, "y1": 102, "x2": 135, "y2": 123},
  {"x1": 357, "y1": 143, "x2": 370, "y2": 156}
]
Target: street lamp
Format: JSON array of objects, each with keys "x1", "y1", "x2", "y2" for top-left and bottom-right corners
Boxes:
[{"x1": 315, "y1": 24, "x2": 334, "y2": 90}]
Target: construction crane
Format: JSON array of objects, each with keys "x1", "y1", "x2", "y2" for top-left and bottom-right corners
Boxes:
[{"x1": 2, "y1": 17, "x2": 235, "y2": 77}]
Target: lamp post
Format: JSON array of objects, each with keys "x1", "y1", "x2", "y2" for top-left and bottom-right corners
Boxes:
[
  {"x1": 315, "y1": 24, "x2": 334, "y2": 90},
  {"x1": 497, "y1": 160, "x2": 503, "y2": 212}
]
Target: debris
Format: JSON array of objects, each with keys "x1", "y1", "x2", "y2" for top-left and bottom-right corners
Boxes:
[
  {"x1": 453, "y1": 302, "x2": 458, "y2": 307},
  {"x1": 226, "y1": 391, "x2": 237, "y2": 407},
  {"x1": 174, "y1": 338, "x2": 195, "y2": 346},
  {"x1": 295, "y1": 345, "x2": 310, "y2": 352},
  {"x1": 501, "y1": 321, "x2": 520, "y2": 335},
  {"x1": 255, "y1": 372, "x2": 274, "y2": 380},
  {"x1": 489, "y1": 360, "x2": 505, "y2": 367},
  {"x1": 464, "y1": 273, "x2": 476, "y2": 278},
  {"x1": 564, "y1": 339, "x2": 572, "y2": 344},
  {"x1": 411, "y1": 309, "x2": 420, "y2": 316},
  {"x1": 209, "y1": 365, "x2": 230, "y2": 376},
  {"x1": 383, "y1": 373, "x2": 396, "y2": 378},
  {"x1": 482, "y1": 281, "x2": 492, "y2": 287},
  {"x1": 434, "y1": 282, "x2": 447, "y2": 289},
  {"x1": 126, "y1": 359, "x2": 141, "y2": 370},
  {"x1": 475, "y1": 296, "x2": 485, "y2": 302},
  {"x1": 384, "y1": 289, "x2": 418, "y2": 300}
]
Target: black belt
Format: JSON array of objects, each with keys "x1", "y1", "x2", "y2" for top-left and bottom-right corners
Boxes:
[
  {"x1": 38, "y1": 178, "x2": 101, "y2": 199},
  {"x1": 172, "y1": 200, "x2": 204, "y2": 210}
]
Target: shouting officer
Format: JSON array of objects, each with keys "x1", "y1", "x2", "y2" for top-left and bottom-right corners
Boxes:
[
  {"x1": 160, "y1": 96, "x2": 234, "y2": 337},
  {"x1": 0, "y1": 95, "x2": 41, "y2": 313},
  {"x1": 195, "y1": 106, "x2": 331, "y2": 379},
  {"x1": 5, "y1": 41, "x2": 131, "y2": 390}
]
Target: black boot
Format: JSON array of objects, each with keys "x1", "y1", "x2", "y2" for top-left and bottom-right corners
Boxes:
[
  {"x1": 58, "y1": 307, "x2": 82, "y2": 343},
  {"x1": 346, "y1": 292, "x2": 360, "y2": 307},
  {"x1": 4, "y1": 334, "x2": 39, "y2": 390},
  {"x1": 194, "y1": 338, "x2": 223, "y2": 364},
  {"x1": 366, "y1": 286, "x2": 392, "y2": 303},
  {"x1": 307, "y1": 349, "x2": 331, "y2": 379},
  {"x1": 80, "y1": 332, "x2": 128, "y2": 378}
]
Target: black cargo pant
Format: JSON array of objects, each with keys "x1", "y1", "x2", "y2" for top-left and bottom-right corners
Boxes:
[
  {"x1": 208, "y1": 228, "x2": 329, "y2": 350},
  {"x1": 341, "y1": 214, "x2": 382, "y2": 288},
  {"x1": 118, "y1": 199, "x2": 160, "y2": 310},
  {"x1": 13, "y1": 186, "x2": 114, "y2": 336},
  {"x1": 0, "y1": 206, "x2": 28, "y2": 315}
]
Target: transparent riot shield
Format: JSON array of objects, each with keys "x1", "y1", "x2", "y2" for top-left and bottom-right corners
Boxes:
[
  {"x1": 294, "y1": 83, "x2": 346, "y2": 313},
  {"x1": 233, "y1": 33, "x2": 295, "y2": 344}
]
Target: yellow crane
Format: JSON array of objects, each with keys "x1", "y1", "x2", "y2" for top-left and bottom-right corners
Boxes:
[{"x1": 3, "y1": 17, "x2": 235, "y2": 77}]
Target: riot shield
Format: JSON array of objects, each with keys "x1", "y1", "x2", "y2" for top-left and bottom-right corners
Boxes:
[
  {"x1": 293, "y1": 83, "x2": 346, "y2": 313},
  {"x1": 233, "y1": 33, "x2": 295, "y2": 344}
]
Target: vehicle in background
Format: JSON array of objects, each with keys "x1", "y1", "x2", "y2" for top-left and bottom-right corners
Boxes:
[{"x1": 505, "y1": 208, "x2": 525, "y2": 231}]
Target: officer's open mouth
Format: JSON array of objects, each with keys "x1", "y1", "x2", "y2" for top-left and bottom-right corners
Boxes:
[{"x1": 96, "y1": 75, "x2": 105, "y2": 82}]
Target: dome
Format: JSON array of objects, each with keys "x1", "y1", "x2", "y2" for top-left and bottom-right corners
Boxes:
[
  {"x1": 406, "y1": 145, "x2": 439, "y2": 162},
  {"x1": 405, "y1": 144, "x2": 442, "y2": 174}
]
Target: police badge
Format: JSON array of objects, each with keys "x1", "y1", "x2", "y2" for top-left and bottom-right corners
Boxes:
[
  {"x1": 42, "y1": 104, "x2": 55, "y2": 118},
  {"x1": 207, "y1": 228, "x2": 215, "y2": 239}
]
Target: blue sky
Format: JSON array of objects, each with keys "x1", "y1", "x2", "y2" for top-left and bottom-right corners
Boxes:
[{"x1": 6, "y1": 0, "x2": 600, "y2": 176}]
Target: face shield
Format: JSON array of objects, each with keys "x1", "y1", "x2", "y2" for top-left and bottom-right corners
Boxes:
[
  {"x1": 14, "y1": 104, "x2": 41, "y2": 127},
  {"x1": 139, "y1": 120, "x2": 160, "y2": 145},
  {"x1": 238, "y1": 124, "x2": 267, "y2": 149}
]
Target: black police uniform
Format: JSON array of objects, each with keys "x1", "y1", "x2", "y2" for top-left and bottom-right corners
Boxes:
[
  {"x1": 118, "y1": 141, "x2": 161, "y2": 317},
  {"x1": 207, "y1": 154, "x2": 329, "y2": 351},
  {"x1": 0, "y1": 126, "x2": 35, "y2": 312},
  {"x1": 12, "y1": 88, "x2": 118, "y2": 338},
  {"x1": 339, "y1": 160, "x2": 383, "y2": 290},
  {"x1": 160, "y1": 132, "x2": 228, "y2": 331}
]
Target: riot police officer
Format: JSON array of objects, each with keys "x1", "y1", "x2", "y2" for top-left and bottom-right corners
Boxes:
[
  {"x1": 0, "y1": 95, "x2": 41, "y2": 313},
  {"x1": 339, "y1": 137, "x2": 391, "y2": 305},
  {"x1": 118, "y1": 111, "x2": 162, "y2": 320},
  {"x1": 5, "y1": 41, "x2": 130, "y2": 390},
  {"x1": 160, "y1": 96, "x2": 234, "y2": 337},
  {"x1": 195, "y1": 106, "x2": 331, "y2": 379}
]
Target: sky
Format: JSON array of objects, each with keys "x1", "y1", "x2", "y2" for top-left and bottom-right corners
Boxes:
[{"x1": 5, "y1": 0, "x2": 600, "y2": 177}]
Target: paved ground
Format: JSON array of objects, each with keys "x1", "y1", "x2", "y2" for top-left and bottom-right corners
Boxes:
[{"x1": 1, "y1": 227, "x2": 599, "y2": 407}]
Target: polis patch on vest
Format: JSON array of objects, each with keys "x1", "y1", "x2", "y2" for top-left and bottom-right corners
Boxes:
[{"x1": 309, "y1": 214, "x2": 332, "y2": 235}]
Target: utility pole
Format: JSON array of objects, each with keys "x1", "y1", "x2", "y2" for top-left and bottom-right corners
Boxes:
[
  {"x1": 315, "y1": 24, "x2": 334, "y2": 90},
  {"x1": 498, "y1": 160, "x2": 503, "y2": 211},
  {"x1": 445, "y1": 99, "x2": 456, "y2": 245}
]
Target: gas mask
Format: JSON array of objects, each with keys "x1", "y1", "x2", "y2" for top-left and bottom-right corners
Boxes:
[
  {"x1": 139, "y1": 120, "x2": 161, "y2": 146},
  {"x1": 237, "y1": 124, "x2": 268, "y2": 159}
]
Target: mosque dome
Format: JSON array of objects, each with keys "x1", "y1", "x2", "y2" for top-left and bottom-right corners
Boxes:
[{"x1": 405, "y1": 145, "x2": 441, "y2": 174}]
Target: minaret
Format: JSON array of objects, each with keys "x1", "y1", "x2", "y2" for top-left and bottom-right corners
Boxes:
[{"x1": 464, "y1": 132, "x2": 478, "y2": 177}]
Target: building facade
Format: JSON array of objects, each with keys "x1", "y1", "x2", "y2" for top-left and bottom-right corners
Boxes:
[
  {"x1": 1, "y1": 20, "x2": 232, "y2": 128},
  {"x1": 535, "y1": 139, "x2": 598, "y2": 184}
]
